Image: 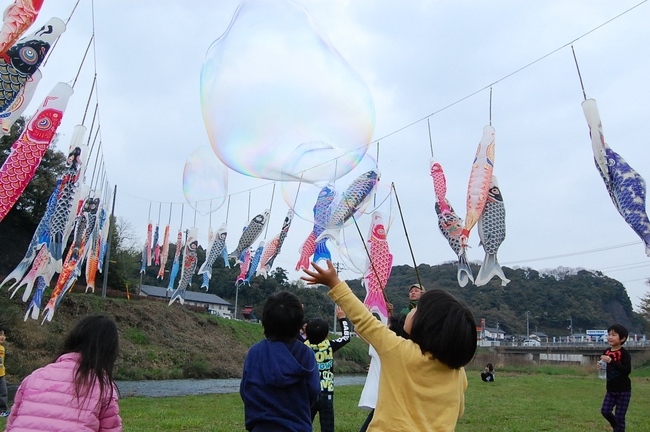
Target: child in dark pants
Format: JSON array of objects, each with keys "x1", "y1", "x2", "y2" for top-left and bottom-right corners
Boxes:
[
  {"x1": 600, "y1": 324, "x2": 632, "y2": 432},
  {"x1": 240, "y1": 291, "x2": 320, "y2": 432},
  {"x1": 304, "y1": 306, "x2": 350, "y2": 432}
]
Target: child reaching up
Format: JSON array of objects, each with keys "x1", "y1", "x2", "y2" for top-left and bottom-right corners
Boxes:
[
  {"x1": 5, "y1": 315, "x2": 122, "y2": 432},
  {"x1": 302, "y1": 261, "x2": 477, "y2": 432}
]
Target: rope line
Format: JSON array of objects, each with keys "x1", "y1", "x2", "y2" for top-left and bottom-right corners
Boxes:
[
  {"x1": 501, "y1": 241, "x2": 642, "y2": 265},
  {"x1": 391, "y1": 182, "x2": 422, "y2": 287}
]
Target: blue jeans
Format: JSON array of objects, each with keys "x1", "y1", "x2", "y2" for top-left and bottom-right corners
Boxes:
[{"x1": 311, "y1": 392, "x2": 334, "y2": 432}]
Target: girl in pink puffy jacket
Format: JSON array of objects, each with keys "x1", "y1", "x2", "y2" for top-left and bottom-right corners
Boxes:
[{"x1": 5, "y1": 315, "x2": 122, "y2": 432}]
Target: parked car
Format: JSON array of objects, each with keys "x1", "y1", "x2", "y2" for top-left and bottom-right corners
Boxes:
[{"x1": 522, "y1": 339, "x2": 541, "y2": 347}]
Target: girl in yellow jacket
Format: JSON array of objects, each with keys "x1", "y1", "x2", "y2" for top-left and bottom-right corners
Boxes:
[{"x1": 302, "y1": 261, "x2": 477, "y2": 432}]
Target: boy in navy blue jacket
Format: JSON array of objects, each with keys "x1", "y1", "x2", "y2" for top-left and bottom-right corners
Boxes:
[{"x1": 240, "y1": 291, "x2": 320, "y2": 432}]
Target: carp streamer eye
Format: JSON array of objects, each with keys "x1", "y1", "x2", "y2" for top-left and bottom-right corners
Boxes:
[{"x1": 19, "y1": 47, "x2": 38, "y2": 64}]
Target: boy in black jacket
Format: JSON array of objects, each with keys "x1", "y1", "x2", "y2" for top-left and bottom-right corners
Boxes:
[
  {"x1": 304, "y1": 306, "x2": 350, "y2": 432},
  {"x1": 599, "y1": 324, "x2": 632, "y2": 432}
]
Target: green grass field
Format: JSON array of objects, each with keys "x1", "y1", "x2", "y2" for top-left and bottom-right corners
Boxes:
[{"x1": 2, "y1": 371, "x2": 648, "y2": 431}]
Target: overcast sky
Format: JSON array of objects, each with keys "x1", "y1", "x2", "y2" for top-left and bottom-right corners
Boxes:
[{"x1": 23, "y1": 0, "x2": 650, "y2": 309}]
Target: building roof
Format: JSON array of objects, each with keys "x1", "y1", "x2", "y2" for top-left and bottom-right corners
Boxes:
[{"x1": 139, "y1": 285, "x2": 232, "y2": 306}]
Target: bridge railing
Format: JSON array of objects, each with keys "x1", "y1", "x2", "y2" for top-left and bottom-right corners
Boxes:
[{"x1": 479, "y1": 340, "x2": 649, "y2": 348}]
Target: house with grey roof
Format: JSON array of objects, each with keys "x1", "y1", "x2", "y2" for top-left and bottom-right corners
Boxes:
[{"x1": 139, "y1": 285, "x2": 232, "y2": 318}]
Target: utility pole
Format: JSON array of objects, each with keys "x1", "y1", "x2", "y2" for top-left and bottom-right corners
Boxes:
[
  {"x1": 567, "y1": 317, "x2": 573, "y2": 339},
  {"x1": 101, "y1": 185, "x2": 117, "y2": 298},
  {"x1": 526, "y1": 311, "x2": 530, "y2": 338},
  {"x1": 495, "y1": 321, "x2": 499, "y2": 342}
]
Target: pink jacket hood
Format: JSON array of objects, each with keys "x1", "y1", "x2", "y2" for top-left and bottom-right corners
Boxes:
[{"x1": 5, "y1": 352, "x2": 122, "y2": 432}]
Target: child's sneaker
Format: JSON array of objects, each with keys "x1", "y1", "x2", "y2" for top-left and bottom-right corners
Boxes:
[{"x1": 0, "y1": 411, "x2": 9, "y2": 417}]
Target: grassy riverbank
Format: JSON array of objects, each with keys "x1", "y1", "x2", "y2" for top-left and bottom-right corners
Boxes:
[
  {"x1": 5, "y1": 368, "x2": 647, "y2": 431},
  {"x1": 119, "y1": 371, "x2": 650, "y2": 431},
  {"x1": 0, "y1": 292, "x2": 369, "y2": 383}
]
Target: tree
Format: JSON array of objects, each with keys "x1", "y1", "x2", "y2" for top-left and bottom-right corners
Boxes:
[
  {"x1": 106, "y1": 216, "x2": 142, "y2": 291},
  {"x1": 638, "y1": 278, "x2": 650, "y2": 321}
]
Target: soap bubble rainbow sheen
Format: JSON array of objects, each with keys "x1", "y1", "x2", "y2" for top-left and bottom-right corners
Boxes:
[
  {"x1": 200, "y1": 0, "x2": 375, "y2": 183},
  {"x1": 183, "y1": 146, "x2": 228, "y2": 215}
]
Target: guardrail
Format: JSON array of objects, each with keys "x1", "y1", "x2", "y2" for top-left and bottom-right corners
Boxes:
[{"x1": 479, "y1": 340, "x2": 649, "y2": 348}]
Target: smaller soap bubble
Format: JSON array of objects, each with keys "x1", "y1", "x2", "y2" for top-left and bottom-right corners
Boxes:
[
  {"x1": 183, "y1": 146, "x2": 229, "y2": 215},
  {"x1": 338, "y1": 230, "x2": 368, "y2": 275}
]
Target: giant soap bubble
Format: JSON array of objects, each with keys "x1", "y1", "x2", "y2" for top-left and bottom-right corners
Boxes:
[
  {"x1": 183, "y1": 146, "x2": 229, "y2": 215},
  {"x1": 201, "y1": 0, "x2": 375, "y2": 183}
]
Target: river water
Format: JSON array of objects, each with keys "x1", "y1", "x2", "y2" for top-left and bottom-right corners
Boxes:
[{"x1": 115, "y1": 374, "x2": 367, "y2": 398}]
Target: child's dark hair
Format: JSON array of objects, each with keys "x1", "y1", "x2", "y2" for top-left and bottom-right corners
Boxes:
[
  {"x1": 262, "y1": 291, "x2": 304, "y2": 342},
  {"x1": 409, "y1": 289, "x2": 477, "y2": 369},
  {"x1": 60, "y1": 315, "x2": 119, "y2": 406},
  {"x1": 486, "y1": 363, "x2": 494, "y2": 372},
  {"x1": 305, "y1": 319, "x2": 329, "y2": 345},
  {"x1": 0, "y1": 324, "x2": 5, "y2": 334},
  {"x1": 607, "y1": 324, "x2": 629, "y2": 344}
]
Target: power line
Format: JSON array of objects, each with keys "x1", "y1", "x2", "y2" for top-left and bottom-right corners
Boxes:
[
  {"x1": 369, "y1": 0, "x2": 648, "y2": 144},
  {"x1": 621, "y1": 277, "x2": 649, "y2": 283},
  {"x1": 501, "y1": 241, "x2": 642, "y2": 265},
  {"x1": 601, "y1": 264, "x2": 650, "y2": 273},
  {"x1": 600, "y1": 261, "x2": 650, "y2": 271}
]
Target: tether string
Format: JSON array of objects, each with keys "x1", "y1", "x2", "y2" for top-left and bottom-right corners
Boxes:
[
  {"x1": 264, "y1": 183, "x2": 276, "y2": 238},
  {"x1": 571, "y1": 45, "x2": 587, "y2": 100},
  {"x1": 392, "y1": 182, "x2": 422, "y2": 287},
  {"x1": 72, "y1": 36, "x2": 94, "y2": 89}
]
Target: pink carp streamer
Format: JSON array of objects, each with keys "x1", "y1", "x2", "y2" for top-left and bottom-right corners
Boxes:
[
  {"x1": 295, "y1": 231, "x2": 316, "y2": 271},
  {"x1": 430, "y1": 158, "x2": 474, "y2": 287},
  {"x1": 0, "y1": 0, "x2": 44, "y2": 56},
  {"x1": 362, "y1": 212, "x2": 392, "y2": 324},
  {"x1": 157, "y1": 225, "x2": 170, "y2": 279},
  {"x1": 430, "y1": 159, "x2": 450, "y2": 212},
  {"x1": 462, "y1": 125, "x2": 495, "y2": 247},
  {"x1": 0, "y1": 82, "x2": 73, "y2": 222},
  {"x1": 236, "y1": 248, "x2": 252, "y2": 286},
  {"x1": 145, "y1": 221, "x2": 153, "y2": 266}
]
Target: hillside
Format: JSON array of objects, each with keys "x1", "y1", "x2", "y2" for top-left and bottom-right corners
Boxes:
[
  {"x1": 138, "y1": 259, "x2": 646, "y2": 338},
  {"x1": 370, "y1": 263, "x2": 647, "y2": 336},
  {"x1": 0, "y1": 291, "x2": 369, "y2": 383}
]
